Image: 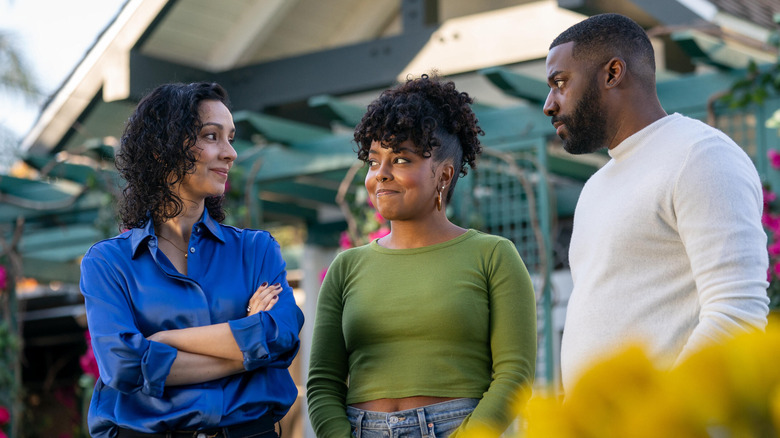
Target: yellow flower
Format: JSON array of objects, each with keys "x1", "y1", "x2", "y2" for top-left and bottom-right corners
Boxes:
[
  {"x1": 519, "y1": 325, "x2": 780, "y2": 437},
  {"x1": 524, "y1": 394, "x2": 577, "y2": 438},
  {"x1": 456, "y1": 424, "x2": 501, "y2": 438}
]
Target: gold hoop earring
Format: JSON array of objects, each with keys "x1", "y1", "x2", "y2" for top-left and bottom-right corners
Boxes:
[{"x1": 436, "y1": 186, "x2": 444, "y2": 211}]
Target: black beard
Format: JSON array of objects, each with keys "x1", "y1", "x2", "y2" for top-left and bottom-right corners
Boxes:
[{"x1": 557, "y1": 80, "x2": 608, "y2": 155}]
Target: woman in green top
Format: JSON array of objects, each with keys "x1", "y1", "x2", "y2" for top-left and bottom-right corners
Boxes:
[{"x1": 307, "y1": 74, "x2": 537, "y2": 438}]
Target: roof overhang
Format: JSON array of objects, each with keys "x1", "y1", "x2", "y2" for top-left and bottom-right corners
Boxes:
[
  {"x1": 23, "y1": 0, "x2": 587, "y2": 154},
  {"x1": 21, "y1": 0, "x2": 168, "y2": 154}
]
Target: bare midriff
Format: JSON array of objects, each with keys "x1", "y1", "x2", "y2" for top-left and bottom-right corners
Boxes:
[{"x1": 350, "y1": 396, "x2": 460, "y2": 412}]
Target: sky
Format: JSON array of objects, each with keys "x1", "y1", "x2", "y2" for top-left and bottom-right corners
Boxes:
[{"x1": 0, "y1": 0, "x2": 126, "y2": 139}]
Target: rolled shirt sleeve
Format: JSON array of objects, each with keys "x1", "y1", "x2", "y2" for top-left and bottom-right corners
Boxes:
[
  {"x1": 81, "y1": 255, "x2": 178, "y2": 398},
  {"x1": 229, "y1": 234, "x2": 304, "y2": 370}
]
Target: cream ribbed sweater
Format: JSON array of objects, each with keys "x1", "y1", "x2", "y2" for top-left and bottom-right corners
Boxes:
[{"x1": 561, "y1": 113, "x2": 770, "y2": 391}]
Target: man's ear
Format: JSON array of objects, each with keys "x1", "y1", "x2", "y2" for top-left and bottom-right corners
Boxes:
[{"x1": 605, "y1": 57, "x2": 627, "y2": 89}]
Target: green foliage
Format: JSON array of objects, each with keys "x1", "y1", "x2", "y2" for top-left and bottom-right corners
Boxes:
[
  {"x1": 0, "y1": 320, "x2": 19, "y2": 406},
  {"x1": 0, "y1": 30, "x2": 42, "y2": 173},
  {"x1": 720, "y1": 17, "x2": 780, "y2": 109},
  {"x1": 0, "y1": 30, "x2": 39, "y2": 99},
  {"x1": 720, "y1": 59, "x2": 780, "y2": 109},
  {"x1": 85, "y1": 172, "x2": 122, "y2": 236},
  {"x1": 223, "y1": 166, "x2": 248, "y2": 227}
]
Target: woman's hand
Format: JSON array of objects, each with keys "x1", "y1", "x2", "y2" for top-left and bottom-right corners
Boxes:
[{"x1": 246, "y1": 282, "x2": 282, "y2": 316}]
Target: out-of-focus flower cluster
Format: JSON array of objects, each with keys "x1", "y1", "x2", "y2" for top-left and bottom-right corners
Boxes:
[
  {"x1": 466, "y1": 321, "x2": 780, "y2": 438},
  {"x1": 319, "y1": 197, "x2": 390, "y2": 284},
  {"x1": 339, "y1": 197, "x2": 389, "y2": 250},
  {"x1": 79, "y1": 330, "x2": 99, "y2": 380},
  {"x1": 0, "y1": 405, "x2": 9, "y2": 438},
  {"x1": 763, "y1": 148, "x2": 780, "y2": 308}
]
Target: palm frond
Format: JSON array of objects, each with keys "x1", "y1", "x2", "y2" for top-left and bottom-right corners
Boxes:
[{"x1": 0, "y1": 30, "x2": 40, "y2": 101}]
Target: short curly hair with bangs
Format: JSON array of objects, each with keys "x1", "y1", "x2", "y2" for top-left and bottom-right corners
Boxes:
[
  {"x1": 115, "y1": 82, "x2": 230, "y2": 230},
  {"x1": 353, "y1": 74, "x2": 484, "y2": 202}
]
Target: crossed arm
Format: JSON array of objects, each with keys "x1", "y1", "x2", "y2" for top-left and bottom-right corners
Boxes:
[{"x1": 147, "y1": 283, "x2": 282, "y2": 385}]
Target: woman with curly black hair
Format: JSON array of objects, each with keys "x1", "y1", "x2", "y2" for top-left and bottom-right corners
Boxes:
[
  {"x1": 79, "y1": 82, "x2": 304, "y2": 438},
  {"x1": 307, "y1": 75, "x2": 537, "y2": 437}
]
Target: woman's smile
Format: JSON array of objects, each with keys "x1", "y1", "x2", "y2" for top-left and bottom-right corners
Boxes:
[{"x1": 376, "y1": 189, "x2": 399, "y2": 196}]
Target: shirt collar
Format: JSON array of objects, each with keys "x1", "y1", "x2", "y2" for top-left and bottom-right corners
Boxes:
[
  {"x1": 199, "y1": 209, "x2": 226, "y2": 242},
  {"x1": 129, "y1": 210, "x2": 226, "y2": 259}
]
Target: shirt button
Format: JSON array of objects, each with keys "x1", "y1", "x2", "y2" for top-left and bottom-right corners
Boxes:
[
  {"x1": 389, "y1": 416, "x2": 398, "y2": 424},
  {"x1": 189, "y1": 247, "x2": 195, "y2": 254}
]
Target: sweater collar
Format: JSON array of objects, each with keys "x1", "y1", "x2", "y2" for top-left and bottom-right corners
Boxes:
[{"x1": 608, "y1": 113, "x2": 680, "y2": 161}]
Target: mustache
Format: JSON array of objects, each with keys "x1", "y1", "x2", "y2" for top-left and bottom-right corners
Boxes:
[{"x1": 551, "y1": 115, "x2": 569, "y2": 126}]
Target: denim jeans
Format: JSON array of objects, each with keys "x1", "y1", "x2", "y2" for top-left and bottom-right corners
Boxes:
[{"x1": 347, "y1": 398, "x2": 479, "y2": 438}]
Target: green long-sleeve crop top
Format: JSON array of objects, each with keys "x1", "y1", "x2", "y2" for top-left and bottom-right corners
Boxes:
[{"x1": 306, "y1": 229, "x2": 537, "y2": 437}]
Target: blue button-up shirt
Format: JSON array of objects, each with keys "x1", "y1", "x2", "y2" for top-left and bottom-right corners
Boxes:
[{"x1": 80, "y1": 212, "x2": 304, "y2": 437}]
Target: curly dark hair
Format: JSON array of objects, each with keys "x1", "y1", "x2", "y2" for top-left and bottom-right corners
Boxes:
[
  {"x1": 115, "y1": 82, "x2": 230, "y2": 230},
  {"x1": 551, "y1": 13, "x2": 656, "y2": 91},
  {"x1": 353, "y1": 74, "x2": 484, "y2": 202}
]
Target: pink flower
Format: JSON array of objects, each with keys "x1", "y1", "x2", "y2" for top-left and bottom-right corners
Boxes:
[
  {"x1": 769, "y1": 149, "x2": 780, "y2": 170},
  {"x1": 374, "y1": 211, "x2": 386, "y2": 224},
  {"x1": 0, "y1": 265, "x2": 7, "y2": 291},
  {"x1": 79, "y1": 331, "x2": 100, "y2": 379},
  {"x1": 319, "y1": 268, "x2": 328, "y2": 284},
  {"x1": 0, "y1": 431, "x2": 6, "y2": 438},
  {"x1": 769, "y1": 240, "x2": 780, "y2": 256},
  {"x1": 770, "y1": 216, "x2": 780, "y2": 234},
  {"x1": 368, "y1": 227, "x2": 391, "y2": 241},
  {"x1": 763, "y1": 211, "x2": 780, "y2": 234},
  {"x1": 774, "y1": 261, "x2": 780, "y2": 276},
  {"x1": 763, "y1": 212, "x2": 774, "y2": 227},
  {"x1": 764, "y1": 188, "x2": 777, "y2": 205},
  {"x1": 339, "y1": 231, "x2": 353, "y2": 250},
  {"x1": 0, "y1": 406, "x2": 9, "y2": 424}
]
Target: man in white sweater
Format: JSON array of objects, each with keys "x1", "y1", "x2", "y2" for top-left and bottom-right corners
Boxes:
[{"x1": 543, "y1": 13, "x2": 770, "y2": 392}]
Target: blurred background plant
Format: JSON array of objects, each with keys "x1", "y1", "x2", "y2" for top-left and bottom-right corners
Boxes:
[
  {"x1": 335, "y1": 163, "x2": 390, "y2": 251},
  {"x1": 0, "y1": 15, "x2": 42, "y2": 437},
  {"x1": 762, "y1": 150, "x2": 780, "y2": 308},
  {"x1": 0, "y1": 265, "x2": 18, "y2": 438},
  {"x1": 719, "y1": 14, "x2": 780, "y2": 309},
  {"x1": 0, "y1": 27, "x2": 41, "y2": 170}
]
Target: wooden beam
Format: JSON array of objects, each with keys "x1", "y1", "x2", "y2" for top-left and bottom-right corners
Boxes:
[
  {"x1": 233, "y1": 111, "x2": 331, "y2": 144},
  {"x1": 21, "y1": 257, "x2": 82, "y2": 284},
  {"x1": 480, "y1": 67, "x2": 550, "y2": 104},
  {"x1": 308, "y1": 95, "x2": 366, "y2": 127},
  {"x1": 207, "y1": 0, "x2": 302, "y2": 71},
  {"x1": 671, "y1": 30, "x2": 777, "y2": 69}
]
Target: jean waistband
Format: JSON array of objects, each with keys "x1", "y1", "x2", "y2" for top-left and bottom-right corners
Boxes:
[
  {"x1": 115, "y1": 414, "x2": 276, "y2": 438},
  {"x1": 346, "y1": 398, "x2": 479, "y2": 426}
]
